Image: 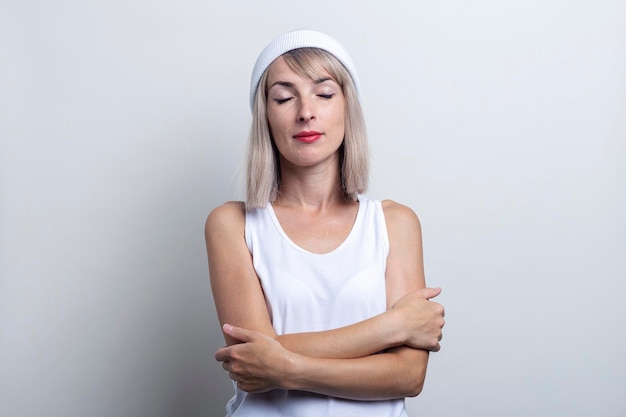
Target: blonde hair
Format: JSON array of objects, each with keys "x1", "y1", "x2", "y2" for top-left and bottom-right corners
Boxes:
[{"x1": 245, "y1": 48, "x2": 368, "y2": 209}]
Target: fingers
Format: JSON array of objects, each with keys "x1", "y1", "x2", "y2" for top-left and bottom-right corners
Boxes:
[
  {"x1": 222, "y1": 323, "x2": 256, "y2": 343},
  {"x1": 219, "y1": 351, "x2": 239, "y2": 384},
  {"x1": 215, "y1": 345, "x2": 232, "y2": 362},
  {"x1": 215, "y1": 324, "x2": 269, "y2": 363},
  {"x1": 418, "y1": 287, "x2": 442, "y2": 300},
  {"x1": 215, "y1": 324, "x2": 269, "y2": 362}
]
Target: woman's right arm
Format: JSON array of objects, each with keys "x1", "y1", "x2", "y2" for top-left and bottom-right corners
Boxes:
[{"x1": 205, "y1": 202, "x2": 441, "y2": 358}]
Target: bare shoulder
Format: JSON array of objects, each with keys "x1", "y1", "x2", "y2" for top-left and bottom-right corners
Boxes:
[
  {"x1": 204, "y1": 201, "x2": 246, "y2": 238},
  {"x1": 381, "y1": 199, "x2": 422, "y2": 237},
  {"x1": 381, "y1": 200, "x2": 426, "y2": 300}
]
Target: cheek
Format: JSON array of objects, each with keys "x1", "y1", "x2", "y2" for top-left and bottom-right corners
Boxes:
[
  {"x1": 266, "y1": 116, "x2": 279, "y2": 139},
  {"x1": 266, "y1": 117, "x2": 275, "y2": 136},
  {"x1": 267, "y1": 111, "x2": 288, "y2": 137},
  {"x1": 332, "y1": 106, "x2": 346, "y2": 134}
]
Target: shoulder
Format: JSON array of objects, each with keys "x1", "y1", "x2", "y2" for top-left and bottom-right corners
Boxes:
[
  {"x1": 380, "y1": 200, "x2": 426, "y2": 300},
  {"x1": 204, "y1": 201, "x2": 246, "y2": 238},
  {"x1": 381, "y1": 199, "x2": 422, "y2": 233},
  {"x1": 380, "y1": 199, "x2": 423, "y2": 249}
]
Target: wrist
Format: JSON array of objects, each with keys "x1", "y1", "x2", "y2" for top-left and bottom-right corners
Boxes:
[
  {"x1": 383, "y1": 308, "x2": 408, "y2": 347},
  {"x1": 281, "y1": 351, "x2": 306, "y2": 391}
]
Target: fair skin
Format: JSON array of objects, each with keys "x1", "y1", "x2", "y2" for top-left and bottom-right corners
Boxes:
[{"x1": 206, "y1": 56, "x2": 445, "y2": 400}]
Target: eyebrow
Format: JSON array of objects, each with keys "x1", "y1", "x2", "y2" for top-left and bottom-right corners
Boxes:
[
  {"x1": 268, "y1": 77, "x2": 336, "y2": 90},
  {"x1": 314, "y1": 77, "x2": 334, "y2": 85}
]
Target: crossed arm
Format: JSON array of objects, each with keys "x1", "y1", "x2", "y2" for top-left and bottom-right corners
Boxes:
[{"x1": 205, "y1": 200, "x2": 445, "y2": 400}]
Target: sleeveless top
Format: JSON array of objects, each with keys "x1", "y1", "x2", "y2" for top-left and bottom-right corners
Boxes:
[{"x1": 225, "y1": 196, "x2": 408, "y2": 417}]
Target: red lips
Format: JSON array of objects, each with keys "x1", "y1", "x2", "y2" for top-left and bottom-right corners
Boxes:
[{"x1": 293, "y1": 131, "x2": 323, "y2": 143}]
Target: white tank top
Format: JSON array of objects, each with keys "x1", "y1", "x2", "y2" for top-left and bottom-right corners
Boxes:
[{"x1": 226, "y1": 196, "x2": 408, "y2": 417}]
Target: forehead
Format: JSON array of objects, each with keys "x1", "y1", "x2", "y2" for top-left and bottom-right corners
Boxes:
[
  {"x1": 266, "y1": 57, "x2": 296, "y2": 81},
  {"x1": 266, "y1": 55, "x2": 334, "y2": 86}
]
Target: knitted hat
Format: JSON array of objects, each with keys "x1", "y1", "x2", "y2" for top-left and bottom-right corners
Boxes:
[{"x1": 249, "y1": 29, "x2": 361, "y2": 110}]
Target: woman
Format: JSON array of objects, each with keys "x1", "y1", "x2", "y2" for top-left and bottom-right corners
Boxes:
[{"x1": 205, "y1": 29, "x2": 445, "y2": 416}]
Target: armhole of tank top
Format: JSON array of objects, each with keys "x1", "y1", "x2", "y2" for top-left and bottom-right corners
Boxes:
[
  {"x1": 375, "y1": 200, "x2": 390, "y2": 257},
  {"x1": 244, "y1": 209, "x2": 253, "y2": 252}
]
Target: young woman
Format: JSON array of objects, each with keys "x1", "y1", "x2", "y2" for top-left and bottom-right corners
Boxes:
[{"x1": 205, "y1": 29, "x2": 445, "y2": 416}]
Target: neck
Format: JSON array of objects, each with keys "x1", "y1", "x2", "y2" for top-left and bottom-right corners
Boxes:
[{"x1": 275, "y1": 155, "x2": 348, "y2": 210}]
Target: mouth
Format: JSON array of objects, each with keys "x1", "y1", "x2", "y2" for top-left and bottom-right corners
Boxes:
[{"x1": 293, "y1": 131, "x2": 323, "y2": 143}]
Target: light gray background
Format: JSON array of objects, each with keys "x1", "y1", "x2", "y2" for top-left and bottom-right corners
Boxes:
[{"x1": 1, "y1": 1, "x2": 624, "y2": 416}]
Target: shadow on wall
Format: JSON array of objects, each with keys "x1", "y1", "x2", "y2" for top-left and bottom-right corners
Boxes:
[
  {"x1": 0, "y1": 125, "x2": 237, "y2": 417},
  {"x1": 115, "y1": 127, "x2": 238, "y2": 416}
]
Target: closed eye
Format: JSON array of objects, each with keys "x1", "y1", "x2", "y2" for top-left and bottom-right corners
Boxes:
[
  {"x1": 275, "y1": 97, "x2": 293, "y2": 104},
  {"x1": 318, "y1": 94, "x2": 335, "y2": 99}
]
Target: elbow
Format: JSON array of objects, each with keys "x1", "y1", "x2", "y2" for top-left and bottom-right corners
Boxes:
[
  {"x1": 397, "y1": 353, "x2": 428, "y2": 398},
  {"x1": 400, "y1": 366, "x2": 425, "y2": 397},
  {"x1": 404, "y1": 378, "x2": 424, "y2": 398},
  {"x1": 388, "y1": 347, "x2": 429, "y2": 398}
]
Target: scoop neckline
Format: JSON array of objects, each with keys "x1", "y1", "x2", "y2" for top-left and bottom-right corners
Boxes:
[{"x1": 266, "y1": 199, "x2": 364, "y2": 256}]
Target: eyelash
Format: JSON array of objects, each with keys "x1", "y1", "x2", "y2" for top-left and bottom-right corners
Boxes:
[{"x1": 274, "y1": 93, "x2": 334, "y2": 105}]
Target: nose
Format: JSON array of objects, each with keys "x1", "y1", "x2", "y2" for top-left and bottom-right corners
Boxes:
[{"x1": 297, "y1": 97, "x2": 315, "y2": 122}]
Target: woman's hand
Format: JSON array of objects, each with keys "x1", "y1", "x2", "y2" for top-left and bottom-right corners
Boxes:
[
  {"x1": 215, "y1": 324, "x2": 298, "y2": 393},
  {"x1": 391, "y1": 287, "x2": 445, "y2": 352}
]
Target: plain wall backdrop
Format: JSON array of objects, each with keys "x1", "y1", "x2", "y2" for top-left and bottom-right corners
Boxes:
[{"x1": 1, "y1": 1, "x2": 624, "y2": 416}]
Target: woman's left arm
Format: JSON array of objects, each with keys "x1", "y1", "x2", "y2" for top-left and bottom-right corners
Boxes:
[{"x1": 216, "y1": 200, "x2": 444, "y2": 400}]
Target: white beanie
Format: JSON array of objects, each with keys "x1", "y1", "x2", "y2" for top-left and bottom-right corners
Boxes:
[{"x1": 249, "y1": 29, "x2": 361, "y2": 110}]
